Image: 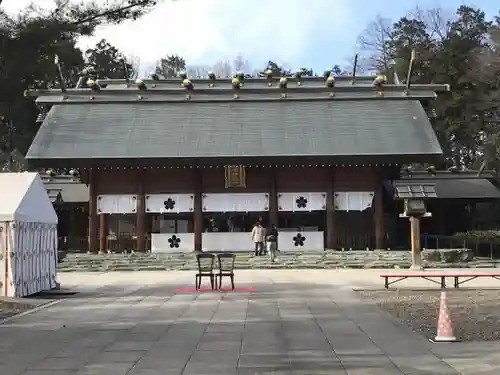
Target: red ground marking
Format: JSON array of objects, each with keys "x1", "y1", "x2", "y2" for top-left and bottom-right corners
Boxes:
[{"x1": 175, "y1": 287, "x2": 256, "y2": 293}]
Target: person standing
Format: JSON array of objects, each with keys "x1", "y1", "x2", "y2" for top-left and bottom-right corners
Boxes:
[
  {"x1": 251, "y1": 222, "x2": 266, "y2": 256},
  {"x1": 266, "y1": 224, "x2": 279, "y2": 262}
]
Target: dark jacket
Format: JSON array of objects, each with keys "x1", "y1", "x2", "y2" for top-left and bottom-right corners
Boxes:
[{"x1": 266, "y1": 227, "x2": 278, "y2": 242}]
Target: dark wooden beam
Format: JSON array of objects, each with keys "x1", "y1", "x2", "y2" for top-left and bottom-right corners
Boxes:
[
  {"x1": 88, "y1": 169, "x2": 98, "y2": 253},
  {"x1": 193, "y1": 169, "x2": 203, "y2": 252},
  {"x1": 136, "y1": 171, "x2": 146, "y2": 252},
  {"x1": 326, "y1": 167, "x2": 337, "y2": 249}
]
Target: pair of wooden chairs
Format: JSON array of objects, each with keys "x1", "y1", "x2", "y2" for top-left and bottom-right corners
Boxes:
[{"x1": 195, "y1": 253, "x2": 236, "y2": 290}]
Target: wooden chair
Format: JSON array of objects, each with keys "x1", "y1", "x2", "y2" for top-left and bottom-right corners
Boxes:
[
  {"x1": 196, "y1": 253, "x2": 216, "y2": 290},
  {"x1": 217, "y1": 253, "x2": 236, "y2": 289}
]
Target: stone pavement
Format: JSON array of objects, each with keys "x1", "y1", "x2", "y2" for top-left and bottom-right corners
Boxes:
[{"x1": 1, "y1": 270, "x2": 500, "y2": 375}]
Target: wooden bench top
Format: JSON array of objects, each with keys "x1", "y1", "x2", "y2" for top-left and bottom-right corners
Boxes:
[{"x1": 380, "y1": 273, "x2": 500, "y2": 278}]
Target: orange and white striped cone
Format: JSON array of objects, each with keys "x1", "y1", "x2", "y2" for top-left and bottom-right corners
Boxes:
[{"x1": 432, "y1": 291, "x2": 458, "y2": 342}]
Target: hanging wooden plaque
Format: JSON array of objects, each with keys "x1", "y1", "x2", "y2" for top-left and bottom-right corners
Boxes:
[{"x1": 224, "y1": 165, "x2": 246, "y2": 188}]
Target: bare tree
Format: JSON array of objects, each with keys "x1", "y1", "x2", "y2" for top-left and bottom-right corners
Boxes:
[
  {"x1": 357, "y1": 15, "x2": 394, "y2": 73},
  {"x1": 409, "y1": 6, "x2": 452, "y2": 40},
  {"x1": 211, "y1": 60, "x2": 233, "y2": 78},
  {"x1": 186, "y1": 65, "x2": 210, "y2": 78},
  {"x1": 233, "y1": 55, "x2": 249, "y2": 73},
  {"x1": 125, "y1": 54, "x2": 141, "y2": 79}
]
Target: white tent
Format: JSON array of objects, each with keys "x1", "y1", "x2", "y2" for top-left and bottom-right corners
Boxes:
[{"x1": 0, "y1": 172, "x2": 58, "y2": 297}]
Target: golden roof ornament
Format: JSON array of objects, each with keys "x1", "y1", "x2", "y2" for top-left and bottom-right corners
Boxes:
[
  {"x1": 135, "y1": 78, "x2": 147, "y2": 90},
  {"x1": 86, "y1": 79, "x2": 100, "y2": 91},
  {"x1": 373, "y1": 75, "x2": 387, "y2": 97},
  {"x1": 183, "y1": 78, "x2": 194, "y2": 90},
  {"x1": 325, "y1": 76, "x2": 335, "y2": 88},
  {"x1": 279, "y1": 77, "x2": 288, "y2": 98},
  {"x1": 278, "y1": 77, "x2": 288, "y2": 89},
  {"x1": 231, "y1": 77, "x2": 241, "y2": 89},
  {"x1": 373, "y1": 75, "x2": 387, "y2": 88}
]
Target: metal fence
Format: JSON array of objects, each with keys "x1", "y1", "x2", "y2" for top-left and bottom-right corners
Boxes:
[{"x1": 421, "y1": 234, "x2": 500, "y2": 259}]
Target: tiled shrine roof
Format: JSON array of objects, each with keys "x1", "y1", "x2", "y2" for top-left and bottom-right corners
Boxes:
[{"x1": 25, "y1": 76, "x2": 448, "y2": 166}]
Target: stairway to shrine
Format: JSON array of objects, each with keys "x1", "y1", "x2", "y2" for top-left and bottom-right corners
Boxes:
[{"x1": 57, "y1": 250, "x2": 420, "y2": 272}]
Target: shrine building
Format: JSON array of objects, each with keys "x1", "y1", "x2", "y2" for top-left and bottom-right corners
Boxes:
[{"x1": 25, "y1": 74, "x2": 449, "y2": 253}]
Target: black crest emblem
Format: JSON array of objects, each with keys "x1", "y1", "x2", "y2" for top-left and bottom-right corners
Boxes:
[
  {"x1": 164, "y1": 198, "x2": 176, "y2": 210},
  {"x1": 293, "y1": 233, "x2": 306, "y2": 247},
  {"x1": 296, "y1": 196, "x2": 308, "y2": 209},
  {"x1": 168, "y1": 235, "x2": 181, "y2": 248}
]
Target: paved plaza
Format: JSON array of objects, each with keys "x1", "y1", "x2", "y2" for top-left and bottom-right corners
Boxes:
[{"x1": 1, "y1": 270, "x2": 500, "y2": 375}]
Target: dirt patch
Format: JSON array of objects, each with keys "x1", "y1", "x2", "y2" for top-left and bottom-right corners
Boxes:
[
  {"x1": 0, "y1": 301, "x2": 34, "y2": 321},
  {"x1": 356, "y1": 289, "x2": 500, "y2": 342}
]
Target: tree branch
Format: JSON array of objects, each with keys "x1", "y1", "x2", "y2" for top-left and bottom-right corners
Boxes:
[{"x1": 70, "y1": 0, "x2": 156, "y2": 26}]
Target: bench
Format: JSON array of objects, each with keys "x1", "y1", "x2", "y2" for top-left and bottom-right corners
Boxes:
[{"x1": 380, "y1": 273, "x2": 500, "y2": 289}]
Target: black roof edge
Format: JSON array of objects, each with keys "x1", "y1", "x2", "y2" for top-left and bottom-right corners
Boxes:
[
  {"x1": 26, "y1": 154, "x2": 443, "y2": 169},
  {"x1": 399, "y1": 170, "x2": 498, "y2": 180}
]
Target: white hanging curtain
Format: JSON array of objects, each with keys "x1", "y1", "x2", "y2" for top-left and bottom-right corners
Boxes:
[
  {"x1": 145, "y1": 194, "x2": 194, "y2": 213},
  {"x1": 334, "y1": 192, "x2": 374, "y2": 212},
  {"x1": 278, "y1": 192, "x2": 327, "y2": 211},
  {"x1": 97, "y1": 194, "x2": 137, "y2": 214},
  {"x1": 202, "y1": 193, "x2": 269, "y2": 212}
]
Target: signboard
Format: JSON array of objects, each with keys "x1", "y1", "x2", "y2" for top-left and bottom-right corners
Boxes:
[{"x1": 224, "y1": 165, "x2": 246, "y2": 188}]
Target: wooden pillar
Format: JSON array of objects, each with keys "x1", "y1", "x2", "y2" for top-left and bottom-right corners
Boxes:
[
  {"x1": 410, "y1": 216, "x2": 422, "y2": 269},
  {"x1": 193, "y1": 168, "x2": 203, "y2": 252},
  {"x1": 269, "y1": 168, "x2": 279, "y2": 227},
  {"x1": 374, "y1": 183, "x2": 385, "y2": 249},
  {"x1": 326, "y1": 167, "x2": 336, "y2": 249},
  {"x1": 88, "y1": 169, "x2": 98, "y2": 253},
  {"x1": 136, "y1": 172, "x2": 146, "y2": 252},
  {"x1": 99, "y1": 214, "x2": 107, "y2": 253},
  {"x1": 439, "y1": 202, "x2": 446, "y2": 235}
]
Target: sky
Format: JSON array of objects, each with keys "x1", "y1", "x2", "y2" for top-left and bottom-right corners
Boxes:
[{"x1": 2, "y1": 0, "x2": 499, "y2": 74}]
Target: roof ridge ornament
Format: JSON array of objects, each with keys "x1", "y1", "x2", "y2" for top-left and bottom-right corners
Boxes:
[
  {"x1": 265, "y1": 67, "x2": 273, "y2": 86},
  {"x1": 279, "y1": 77, "x2": 288, "y2": 98},
  {"x1": 183, "y1": 78, "x2": 194, "y2": 100},
  {"x1": 373, "y1": 75, "x2": 387, "y2": 97},
  {"x1": 326, "y1": 76, "x2": 335, "y2": 97},
  {"x1": 404, "y1": 49, "x2": 416, "y2": 96},
  {"x1": 350, "y1": 50, "x2": 359, "y2": 85},
  {"x1": 135, "y1": 79, "x2": 147, "y2": 91},
  {"x1": 231, "y1": 77, "x2": 241, "y2": 99},
  {"x1": 54, "y1": 54, "x2": 67, "y2": 92},
  {"x1": 208, "y1": 72, "x2": 216, "y2": 87},
  {"x1": 87, "y1": 79, "x2": 100, "y2": 92}
]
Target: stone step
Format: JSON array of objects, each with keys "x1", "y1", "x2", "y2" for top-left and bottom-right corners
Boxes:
[
  {"x1": 57, "y1": 250, "x2": 497, "y2": 272},
  {"x1": 57, "y1": 250, "x2": 415, "y2": 272}
]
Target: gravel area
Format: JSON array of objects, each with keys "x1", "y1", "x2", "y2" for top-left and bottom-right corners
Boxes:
[
  {"x1": 0, "y1": 301, "x2": 27, "y2": 321},
  {"x1": 356, "y1": 289, "x2": 500, "y2": 342}
]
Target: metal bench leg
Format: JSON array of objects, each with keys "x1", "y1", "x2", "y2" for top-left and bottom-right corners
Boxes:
[
  {"x1": 385, "y1": 277, "x2": 389, "y2": 289},
  {"x1": 441, "y1": 276, "x2": 446, "y2": 289},
  {"x1": 454, "y1": 276, "x2": 459, "y2": 288}
]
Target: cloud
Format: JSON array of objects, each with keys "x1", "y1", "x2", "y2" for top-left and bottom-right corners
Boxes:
[
  {"x1": 79, "y1": 0, "x2": 352, "y2": 69},
  {"x1": 3, "y1": 0, "x2": 352, "y2": 70}
]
